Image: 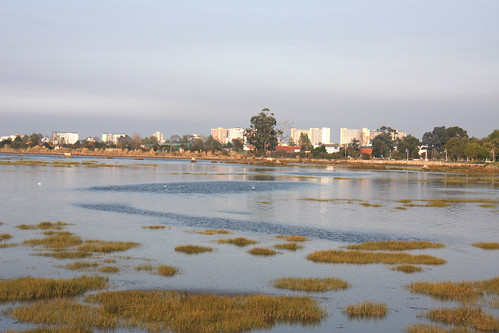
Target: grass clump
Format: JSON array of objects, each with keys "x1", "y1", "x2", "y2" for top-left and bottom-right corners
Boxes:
[
  {"x1": 24, "y1": 234, "x2": 83, "y2": 249},
  {"x1": 343, "y1": 301, "x2": 388, "y2": 319},
  {"x1": 0, "y1": 243, "x2": 18, "y2": 248},
  {"x1": 273, "y1": 277, "x2": 349, "y2": 292},
  {"x1": 42, "y1": 230, "x2": 73, "y2": 236},
  {"x1": 17, "y1": 221, "x2": 71, "y2": 230},
  {"x1": 307, "y1": 250, "x2": 446, "y2": 265},
  {"x1": 344, "y1": 240, "x2": 444, "y2": 251},
  {"x1": 406, "y1": 323, "x2": 472, "y2": 333},
  {"x1": 218, "y1": 237, "x2": 258, "y2": 247},
  {"x1": 196, "y1": 229, "x2": 232, "y2": 235},
  {"x1": 276, "y1": 235, "x2": 310, "y2": 242},
  {"x1": 0, "y1": 233, "x2": 12, "y2": 241},
  {"x1": 472, "y1": 242, "x2": 499, "y2": 250},
  {"x1": 408, "y1": 277, "x2": 499, "y2": 303},
  {"x1": 248, "y1": 247, "x2": 277, "y2": 256},
  {"x1": 135, "y1": 264, "x2": 154, "y2": 271},
  {"x1": 175, "y1": 244, "x2": 213, "y2": 254},
  {"x1": 98, "y1": 266, "x2": 119, "y2": 274},
  {"x1": 426, "y1": 200, "x2": 451, "y2": 208},
  {"x1": 425, "y1": 307, "x2": 499, "y2": 331},
  {"x1": 157, "y1": 265, "x2": 178, "y2": 277},
  {"x1": 0, "y1": 275, "x2": 108, "y2": 301},
  {"x1": 142, "y1": 225, "x2": 165, "y2": 229},
  {"x1": 36, "y1": 251, "x2": 92, "y2": 259},
  {"x1": 391, "y1": 264, "x2": 423, "y2": 274},
  {"x1": 274, "y1": 242, "x2": 303, "y2": 251},
  {"x1": 64, "y1": 261, "x2": 99, "y2": 270},
  {"x1": 78, "y1": 240, "x2": 139, "y2": 253},
  {"x1": 360, "y1": 202, "x2": 382, "y2": 207}
]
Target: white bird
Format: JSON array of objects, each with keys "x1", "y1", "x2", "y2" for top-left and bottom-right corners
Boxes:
[{"x1": 37, "y1": 182, "x2": 42, "y2": 186}]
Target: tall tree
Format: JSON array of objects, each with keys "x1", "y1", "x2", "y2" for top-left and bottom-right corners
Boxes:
[
  {"x1": 372, "y1": 132, "x2": 394, "y2": 158},
  {"x1": 245, "y1": 108, "x2": 282, "y2": 154},
  {"x1": 299, "y1": 133, "x2": 313, "y2": 151}
]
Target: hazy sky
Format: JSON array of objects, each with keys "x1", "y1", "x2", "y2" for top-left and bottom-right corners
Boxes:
[{"x1": 1, "y1": 1, "x2": 498, "y2": 142}]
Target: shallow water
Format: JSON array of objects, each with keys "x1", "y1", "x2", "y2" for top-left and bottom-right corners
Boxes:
[{"x1": 0, "y1": 154, "x2": 497, "y2": 332}]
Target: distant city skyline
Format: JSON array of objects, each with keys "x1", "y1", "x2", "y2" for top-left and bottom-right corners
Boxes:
[{"x1": 1, "y1": 1, "x2": 498, "y2": 142}]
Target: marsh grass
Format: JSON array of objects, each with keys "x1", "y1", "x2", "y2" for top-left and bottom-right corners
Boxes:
[
  {"x1": 42, "y1": 231, "x2": 73, "y2": 236},
  {"x1": 344, "y1": 240, "x2": 445, "y2": 251},
  {"x1": 397, "y1": 199, "x2": 413, "y2": 204},
  {"x1": 307, "y1": 250, "x2": 446, "y2": 265},
  {"x1": 135, "y1": 264, "x2": 154, "y2": 271},
  {"x1": 196, "y1": 229, "x2": 232, "y2": 235},
  {"x1": 360, "y1": 202, "x2": 383, "y2": 207},
  {"x1": 426, "y1": 200, "x2": 450, "y2": 208},
  {"x1": 98, "y1": 266, "x2": 119, "y2": 274},
  {"x1": 36, "y1": 251, "x2": 93, "y2": 259},
  {"x1": 17, "y1": 221, "x2": 71, "y2": 230},
  {"x1": 394, "y1": 206, "x2": 408, "y2": 210},
  {"x1": 0, "y1": 275, "x2": 108, "y2": 301},
  {"x1": 102, "y1": 258, "x2": 117, "y2": 264},
  {"x1": 408, "y1": 277, "x2": 499, "y2": 303},
  {"x1": 64, "y1": 261, "x2": 99, "y2": 271},
  {"x1": 391, "y1": 265, "x2": 423, "y2": 274},
  {"x1": 217, "y1": 237, "x2": 258, "y2": 247},
  {"x1": 0, "y1": 242, "x2": 17, "y2": 248},
  {"x1": 0, "y1": 233, "x2": 12, "y2": 241},
  {"x1": 274, "y1": 242, "x2": 303, "y2": 251},
  {"x1": 276, "y1": 235, "x2": 310, "y2": 242},
  {"x1": 406, "y1": 323, "x2": 471, "y2": 333},
  {"x1": 142, "y1": 225, "x2": 165, "y2": 229},
  {"x1": 24, "y1": 234, "x2": 83, "y2": 249},
  {"x1": 175, "y1": 244, "x2": 213, "y2": 254},
  {"x1": 273, "y1": 277, "x2": 349, "y2": 292},
  {"x1": 248, "y1": 247, "x2": 277, "y2": 256},
  {"x1": 472, "y1": 242, "x2": 499, "y2": 250},
  {"x1": 157, "y1": 265, "x2": 178, "y2": 277},
  {"x1": 479, "y1": 204, "x2": 496, "y2": 208},
  {"x1": 343, "y1": 301, "x2": 388, "y2": 319},
  {"x1": 78, "y1": 240, "x2": 139, "y2": 253},
  {"x1": 425, "y1": 307, "x2": 499, "y2": 331}
]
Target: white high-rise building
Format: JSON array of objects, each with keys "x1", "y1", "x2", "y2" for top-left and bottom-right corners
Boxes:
[
  {"x1": 153, "y1": 131, "x2": 165, "y2": 144},
  {"x1": 290, "y1": 127, "x2": 331, "y2": 146},
  {"x1": 102, "y1": 133, "x2": 126, "y2": 144},
  {"x1": 52, "y1": 132, "x2": 79, "y2": 145}
]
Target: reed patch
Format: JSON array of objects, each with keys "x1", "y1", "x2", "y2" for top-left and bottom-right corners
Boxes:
[
  {"x1": 16, "y1": 221, "x2": 71, "y2": 230},
  {"x1": 273, "y1": 277, "x2": 349, "y2": 292},
  {"x1": 135, "y1": 264, "x2": 154, "y2": 271},
  {"x1": 217, "y1": 237, "x2": 258, "y2": 247},
  {"x1": 64, "y1": 261, "x2": 99, "y2": 271},
  {"x1": 98, "y1": 266, "x2": 119, "y2": 274},
  {"x1": 157, "y1": 265, "x2": 178, "y2": 277},
  {"x1": 196, "y1": 229, "x2": 232, "y2": 235},
  {"x1": 391, "y1": 264, "x2": 423, "y2": 274},
  {"x1": 36, "y1": 251, "x2": 93, "y2": 259},
  {"x1": 24, "y1": 234, "x2": 83, "y2": 249},
  {"x1": 424, "y1": 307, "x2": 499, "y2": 331},
  {"x1": 274, "y1": 242, "x2": 303, "y2": 251},
  {"x1": 175, "y1": 244, "x2": 213, "y2": 254},
  {"x1": 307, "y1": 250, "x2": 446, "y2": 265},
  {"x1": 276, "y1": 235, "x2": 310, "y2": 242},
  {"x1": 406, "y1": 323, "x2": 472, "y2": 333},
  {"x1": 0, "y1": 233, "x2": 12, "y2": 241},
  {"x1": 344, "y1": 240, "x2": 444, "y2": 251},
  {"x1": 0, "y1": 275, "x2": 108, "y2": 301},
  {"x1": 78, "y1": 240, "x2": 139, "y2": 253},
  {"x1": 248, "y1": 247, "x2": 277, "y2": 256},
  {"x1": 472, "y1": 242, "x2": 499, "y2": 250},
  {"x1": 142, "y1": 225, "x2": 165, "y2": 229},
  {"x1": 343, "y1": 301, "x2": 388, "y2": 319}
]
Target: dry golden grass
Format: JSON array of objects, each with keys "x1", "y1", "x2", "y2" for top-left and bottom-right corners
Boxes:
[
  {"x1": 135, "y1": 264, "x2": 154, "y2": 271},
  {"x1": 360, "y1": 202, "x2": 383, "y2": 207},
  {"x1": 248, "y1": 247, "x2": 277, "y2": 256},
  {"x1": 35, "y1": 251, "x2": 93, "y2": 259},
  {"x1": 17, "y1": 221, "x2": 71, "y2": 230},
  {"x1": 274, "y1": 242, "x2": 303, "y2": 251},
  {"x1": 78, "y1": 240, "x2": 139, "y2": 253},
  {"x1": 101, "y1": 258, "x2": 116, "y2": 264},
  {"x1": 344, "y1": 240, "x2": 444, "y2": 251},
  {"x1": 425, "y1": 200, "x2": 451, "y2": 207},
  {"x1": 0, "y1": 242, "x2": 18, "y2": 248},
  {"x1": 157, "y1": 265, "x2": 178, "y2": 277},
  {"x1": 64, "y1": 261, "x2": 99, "y2": 270},
  {"x1": 273, "y1": 277, "x2": 349, "y2": 292},
  {"x1": 394, "y1": 206, "x2": 408, "y2": 210},
  {"x1": 397, "y1": 199, "x2": 413, "y2": 204},
  {"x1": 217, "y1": 237, "x2": 258, "y2": 247},
  {"x1": 98, "y1": 266, "x2": 119, "y2": 274},
  {"x1": 276, "y1": 235, "x2": 310, "y2": 242},
  {"x1": 391, "y1": 264, "x2": 423, "y2": 274},
  {"x1": 406, "y1": 323, "x2": 471, "y2": 333},
  {"x1": 42, "y1": 231, "x2": 73, "y2": 236},
  {"x1": 175, "y1": 244, "x2": 213, "y2": 254},
  {"x1": 425, "y1": 307, "x2": 499, "y2": 331},
  {"x1": 142, "y1": 225, "x2": 165, "y2": 229},
  {"x1": 6, "y1": 328, "x2": 93, "y2": 333},
  {"x1": 408, "y1": 277, "x2": 499, "y2": 303},
  {"x1": 0, "y1": 233, "x2": 12, "y2": 241},
  {"x1": 24, "y1": 234, "x2": 83, "y2": 249},
  {"x1": 472, "y1": 242, "x2": 499, "y2": 250},
  {"x1": 343, "y1": 301, "x2": 388, "y2": 319},
  {"x1": 307, "y1": 250, "x2": 446, "y2": 265},
  {"x1": 196, "y1": 229, "x2": 232, "y2": 235},
  {"x1": 0, "y1": 275, "x2": 107, "y2": 301}
]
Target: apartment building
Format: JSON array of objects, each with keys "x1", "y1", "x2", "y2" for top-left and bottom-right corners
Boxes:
[
  {"x1": 52, "y1": 132, "x2": 79, "y2": 145},
  {"x1": 211, "y1": 127, "x2": 245, "y2": 144},
  {"x1": 340, "y1": 128, "x2": 406, "y2": 146},
  {"x1": 290, "y1": 127, "x2": 331, "y2": 146},
  {"x1": 102, "y1": 133, "x2": 126, "y2": 144}
]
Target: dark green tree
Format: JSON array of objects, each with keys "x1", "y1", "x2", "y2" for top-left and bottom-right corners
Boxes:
[
  {"x1": 231, "y1": 138, "x2": 244, "y2": 151},
  {"x1": 348, "y1": 138, "x2": 361, "y2": 158},
  {"x1": 245, "y1": 108, "x2": 282, "y2": 154},
  {"x1": 422, "y1": 126, "x2": 447, "y2": 152},
  {"x1": 299, "y1": 133, "x2": 313, "y2": 151},
  {"x1": 311, "y1": 145, "x2": 327, "y2": 158},
  {"x1": 444, "y1": 137, "x2": 467, "y2": 161},
  {"x1": 396, "y1": 135, "x2": 421, "y2": 160},
  {"x1": 190, "y1": 138, "x2": 204, "y2": 152},
  {"x1": 372, "y1": 132, "x2": 394, "y2": 158},
  {"x1": 204, "y1": 136, "x2": 223, "y2": 153}
]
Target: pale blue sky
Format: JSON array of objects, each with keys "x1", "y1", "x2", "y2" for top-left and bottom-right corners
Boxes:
[{"x1": 1, "y1": 1, "x2": 498, "y2": 141}]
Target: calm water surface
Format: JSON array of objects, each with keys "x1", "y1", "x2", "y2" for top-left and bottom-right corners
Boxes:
[{"x1": 0, "y1": 154, "x2": 497, "y2": 332}]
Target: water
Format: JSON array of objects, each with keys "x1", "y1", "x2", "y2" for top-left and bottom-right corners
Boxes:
[{"x1": 0, "y1": 154, "x2": 497, "y2": 332}]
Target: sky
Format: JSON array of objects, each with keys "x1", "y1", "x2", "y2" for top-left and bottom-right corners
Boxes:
[{"x1": 1, "y1": 1, "x2": 498, "y2": 142}]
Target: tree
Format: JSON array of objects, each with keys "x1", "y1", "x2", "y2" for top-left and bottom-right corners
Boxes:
[
  {"x1": 299, "y1": 133, "x2": 313, "y2": 151},
  {"x1": 231, "y1": 138, "x2": 244, "y2": 151},
  {"x1": 204, "y1": 136, "x2": 222, "y2": 153},
  {"x1": 190, "y1": 138, "x2": 204, "y2": 152},
  {"x1": 245, "y1": 108, "x2": 282, "y2": 154},
  {"x1": 444, "y1": 137, "x2": 467, "y2": 161},
  {"x1": 422, "y1": 126, "x2": 447, "y2": 152},
  {"x1": 464, "y1": 142, "x2": 489, "y2": 161},
  {"x1": 372, "y1": 132, "x2": 394, "y2": 158},
  {"x1": 311, "y1": 145, "x2": 327, "y2": 158},
  {"x1": 130, "y1": 132, "x2": 142, "y2": 150},
  {"x1": 396, "y1": 135, "x2": 420, "y2": 160},
  {"x1": 348, "y1": 138, "x2": 361, "y2": 158}
]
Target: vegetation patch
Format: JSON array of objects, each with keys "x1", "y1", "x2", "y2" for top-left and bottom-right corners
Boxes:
[
  {"x1": 157, "y1": 265, "x2": 178, "y2": 277},
  {"x1": 397, "y1": 199, "x2": 413, "y2": 204},
  {"x1": 35, "y1": 251, "x2": 92, "y2": 259},
  {"x1": 274, "y1": 242, "x2": 303, "y2": 251},
  {"x1": 406, "y1": 323, "x2": 472, "y2": 333},
  {"x1": 307, "y1": 250, "x2": 446, "y2": 265},
  {"x1": 42, "y1": 230, "x2": 73, "y2": 236},
  {"x1": 426, "y1": 200, "x2": 451, "y2": 208},
  {"x1": 24, "y1": 234, "x2": 83, "y2": 249},
  {"x1": 273, "y1": 277, "x2": 349, "y2": 292},
  {"x1": 175, "y1": 244, "x2": 213, "y2": 254},
  {"x1": 196, "y1": 229, "x2": 232, "y2": 235},
  {"x1": 0, "y1": 275, "x2": 108, "y2": 302},
  {"x1": 135, "y1": 264, "x2": 154, "y2": 271},
  {"x1": 16, "y1": 221, "x2": 71, "y2": 230},
  {"x1": 98, "y1": 266, "x2": 120, "y2": 274},
  {"x1": 344, "y1": 240, "x2": 444, "y2": 251},
  {"x1": 0, "y1": 233, "x2": 12, "y2": 241},
  {"x1": 343, "y1": 301, "x2": 388, "y2": 319},
  {"x1": 0, "y1": 242, "x2": 17, "y2": 248},
  {"x1": 360, "y1": 202, "x2": 382, "y2": 207},
  {"x1": 408, "y1": 277, "x2": 499, "y2": 303},
  {"x1": 78, "y1": 240, "x2": 140, "y2": 253},
  {"x1": 248, "y1": 247, "x2": 277, "y2": 256},
  {"x1": 276, "y1": 235, "x2": 310, "y2": 242},
  {"x1": 102, "y1": 258, "x2": 117, "y2": 264},
  {"x1": 142, "y1": 225, "x2": 165, "y2": 229},
  {"x1": 424, "y1": 307, "x2": 499, "y2": 332},
  {"x1": 64, "y1": 261, "x2": 99, "y2": 270},
  {"x1": 217, "y1": 237, "x2": 258, "y2": 247},
  {"x1": 472, "y1": 242, "x2": 499, "y2": 250},
  {"x1": 391, "y1": 264, "x2": 423, "y2": 274},
  {"x1": 394, "y1": 206, "x2": 407, "y2": 210}
]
